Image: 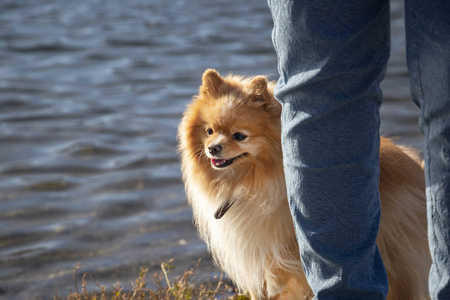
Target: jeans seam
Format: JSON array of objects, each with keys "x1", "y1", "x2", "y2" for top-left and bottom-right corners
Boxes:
[{"x1": 371, "y1": 263, "x2": 389, "y2": 291}]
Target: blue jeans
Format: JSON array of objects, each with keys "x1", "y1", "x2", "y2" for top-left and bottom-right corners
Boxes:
[{"x1": 268, "y1": 0, "x2": 450, "y2": 299}]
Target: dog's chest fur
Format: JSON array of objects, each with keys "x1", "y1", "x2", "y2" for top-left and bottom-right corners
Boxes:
[{"x1": 188, "y1": 175, "x2": 303, "y2": 297}]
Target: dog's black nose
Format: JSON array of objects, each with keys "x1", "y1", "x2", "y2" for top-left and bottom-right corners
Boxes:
[{"x1": 208, "y1": 144, "x2": 222, "y2": 155}]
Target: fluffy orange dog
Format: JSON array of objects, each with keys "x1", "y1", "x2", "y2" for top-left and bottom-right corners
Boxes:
[{"x1": 178, "y1": 69, "x2": 431, "y2": 299}]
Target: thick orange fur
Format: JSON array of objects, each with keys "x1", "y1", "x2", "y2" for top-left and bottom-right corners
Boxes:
[{"x1": 178, "y1": 69, "x2": 431, "y2": 299}]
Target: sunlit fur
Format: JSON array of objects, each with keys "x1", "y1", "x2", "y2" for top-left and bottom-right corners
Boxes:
[{"x1": 178, "y1": 69, "x2": 431, "y2": 299}]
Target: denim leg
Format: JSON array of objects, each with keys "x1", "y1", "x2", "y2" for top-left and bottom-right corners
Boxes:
[
  {"x1": 268, "y1": 0, "x2": 390, "y2": 299},
  {"x1": 405, "y1": 1, "x2": 450, "y2": 299}
]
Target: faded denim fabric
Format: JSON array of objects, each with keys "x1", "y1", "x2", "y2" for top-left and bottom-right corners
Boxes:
[
  {"x1": 406, "y1": 0, "x2": 450, "y2": 299},
  {"x1": 268, "y1": 0, "x2": 450, "y2": 299}
]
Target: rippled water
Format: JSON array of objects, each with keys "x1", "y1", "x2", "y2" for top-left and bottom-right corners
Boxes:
[{"x1": 0, "y1": 0, "x2": 422, "y2": 299}]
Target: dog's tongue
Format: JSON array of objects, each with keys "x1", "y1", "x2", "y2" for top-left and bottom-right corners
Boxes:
[{"x1": 212, "y1": 158, "x2": 225, "y2": 167}]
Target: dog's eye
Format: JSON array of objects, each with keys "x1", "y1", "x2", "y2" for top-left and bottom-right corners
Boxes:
[
  {"x1": 206, "y1": 128, "x2": 213, "y2": 135},
  {"x1": 232, "y1": 132, "x2": 247, "y2": 141}
]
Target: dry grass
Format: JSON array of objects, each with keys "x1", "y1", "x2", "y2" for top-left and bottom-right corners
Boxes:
[{"x1": 54, "y1": 259, "x2": 249, "y2": 300}]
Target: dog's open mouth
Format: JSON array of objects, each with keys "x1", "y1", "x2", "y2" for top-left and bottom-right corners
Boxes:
[{"x1": 211, "y1": 153, "x2": 248, "y2": 168}]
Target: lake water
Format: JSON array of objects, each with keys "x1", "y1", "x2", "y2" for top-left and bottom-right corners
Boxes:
[{"x1": 0, "y1": 0, "x2": 422, "y2": 299}]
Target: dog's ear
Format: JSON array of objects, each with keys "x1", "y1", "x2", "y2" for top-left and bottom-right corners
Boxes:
[
  {"x1": 201, "y1": 69, "x2": 225, "y2": 98},
  {"x1": 247, "y1": 76, "x2": 269, "y2": 103}
]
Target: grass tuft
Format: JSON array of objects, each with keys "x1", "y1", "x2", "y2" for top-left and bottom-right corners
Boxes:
[{"x1": 54, "y1": 259, "x2": 250, "y2": 300}]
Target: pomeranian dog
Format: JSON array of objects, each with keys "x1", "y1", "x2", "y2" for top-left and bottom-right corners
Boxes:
[{"x1": 178, "y1": 69, "x2": 431, "y2": 299}]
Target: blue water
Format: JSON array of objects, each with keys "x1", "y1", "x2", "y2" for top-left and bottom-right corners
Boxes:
[{"x1": 0, "y1": 0, "x2": 421, "y2": 298}]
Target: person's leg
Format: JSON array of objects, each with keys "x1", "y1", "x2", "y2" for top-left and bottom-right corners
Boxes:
[
  {"x1": 267, "y1": 0, "x2": 390, "y2": 298},
  {"x1": 405, "y1": 1, "x2": 450, "y2": 298}
]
